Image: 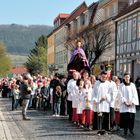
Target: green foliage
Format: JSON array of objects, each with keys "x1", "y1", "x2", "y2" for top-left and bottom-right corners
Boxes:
[
  {"x1": 25, "y1": 35, "x2": 48, "y2": 75},
  {"x1": 0, "y1": 24, "x2": 53, "y2": 55},
  {"x1": 0, "y1": 42, "x2": 12, "y2": 77}
]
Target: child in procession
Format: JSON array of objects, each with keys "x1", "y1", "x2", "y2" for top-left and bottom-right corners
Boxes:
[{"x1": 82, "y1": 79, "x2": 93, "y2": 130}]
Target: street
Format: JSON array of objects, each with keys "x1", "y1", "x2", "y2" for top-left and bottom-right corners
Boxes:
[{"x1": 0, "y1": 97, "x2": 140, "y2": 140}]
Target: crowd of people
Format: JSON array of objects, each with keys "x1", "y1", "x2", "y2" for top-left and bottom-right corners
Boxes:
[
  {"x1": 0, "y1": 71, "x2": 140, "y2": 136},
  {"x1": 0, "y1": 74, "x2": 67, "y2": 119}
]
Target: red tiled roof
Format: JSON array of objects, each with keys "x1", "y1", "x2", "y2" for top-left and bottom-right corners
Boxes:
[
  {"x1": 114, "y1": 2, "x2": 140, "y2": 20},
  {"x1": 11, "y1": 67, "x2": 27, "y2": 74},
  {"x1": 54, "y1": 13, "x2": 70, "y2": 24}
]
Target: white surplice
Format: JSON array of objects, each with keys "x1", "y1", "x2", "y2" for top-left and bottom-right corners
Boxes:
[
  {"x1": 119, "y1": 82, "x2": 139, "y2": 113},
  {"x1": 93, "y1": 80, "x2": 111, "y2": 113},
  {"x1": 67, "y1": 79, "x2": 77, "y2": 101},
  {"x1": 109, "y1": 80, "x2": 118, "y2": 108},
  {"x1": 73, "y1": 87, "x2": 84, "y2": 114}
]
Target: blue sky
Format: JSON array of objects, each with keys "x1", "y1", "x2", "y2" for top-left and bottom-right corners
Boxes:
[{"x1": 0, "y1": 0, "x2": 97, "y2": 26}]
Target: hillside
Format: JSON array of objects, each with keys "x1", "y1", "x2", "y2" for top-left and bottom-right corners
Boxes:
[{"x1": 0, "y1": 24, "x2": 53, "y2": 55}]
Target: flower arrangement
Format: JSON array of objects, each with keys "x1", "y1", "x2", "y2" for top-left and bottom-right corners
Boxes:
[{"x1": 106, "y1": 64, "x2": 112, "y2": 71}]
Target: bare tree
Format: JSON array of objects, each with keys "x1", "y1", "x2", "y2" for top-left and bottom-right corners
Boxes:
[
  {"x1": 65, "y1": 24, "x2": 111, "y2": 69},
  {"x1": 87, "y1": 25, "x2": 111, "y2": 68}
]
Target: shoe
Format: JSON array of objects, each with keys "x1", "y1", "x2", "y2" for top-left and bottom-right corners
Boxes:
[
  {"x1": 124, "y1": 129, "x2": 127, "y2": 136},
  {"x1": 110, "y1": 126, "x2": 117, "y2": 132},
  {"x1": 88, "y1": 127, "x2": 92, "y2": 131},
  {"x1": 87, "y1": 125, "x2": 92, "y2": 131},
  {"x1": 79, "y1": 124, "x2": 84, "y2": 128},
  {"x1": 23, "y1": 117, "x2": 31, "y2": 120},
  {"x1": 129, "y1": 130, "x2": 134, "y2": 136},
  {"x1": 52, "y1": 114, "x2": 56, "y2": 117},
  {"x1": 97, "y1": 130, "x2": 106, "y2": 135}
]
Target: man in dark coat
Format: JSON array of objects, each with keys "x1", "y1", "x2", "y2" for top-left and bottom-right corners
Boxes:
[{"x1": 20, "y1": 74, "x2": 32, "y2": 120}]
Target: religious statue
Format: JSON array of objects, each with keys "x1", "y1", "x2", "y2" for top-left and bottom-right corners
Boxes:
[{"x1": 67, "y1": 40, "x2": 90, "y2": 73}]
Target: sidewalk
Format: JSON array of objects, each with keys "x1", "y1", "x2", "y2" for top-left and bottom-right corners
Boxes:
[
  {"x1": 0, "y1": 109, "x2": 13, "y2": 140},
  {"x1": 0, "y1": 97, "x2": 25, "y2": 140}
]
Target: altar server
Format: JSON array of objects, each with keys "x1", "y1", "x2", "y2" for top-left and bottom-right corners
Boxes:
[{"x1": 119, "y1": 72, "x2": 139, "y2": 136}]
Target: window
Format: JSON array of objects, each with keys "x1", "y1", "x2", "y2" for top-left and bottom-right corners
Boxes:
[
  {"x1": 129, "y1": 0, "x2": 133, "y2": 5},
  {"x1": 106, "y1": 7, "x2": 110, "y2": 18},
  {"x1": 129, "y1": 0, "x2": 137, "y2": 5},
  {"x1": 137, "y1": 16, "x2": 140, "y2": 38},
  {"x1": 127, "y1": 44, "x2": 131, "y2": 53},
  {"x1": 77, "y1": 17, "x2": 80, "y2": 30},
  {"x1": 124, "y1": 44, "x2": 127, "y2": 52},
  {"x1": 80, "y1": 14, "x2": 85, "y2": 26},
  {"x1": 120, "y1": 23, "x2": 124, "y2": 43},
  {"x1": 117, "y1": 25, "x2": 121, "y2": 45},
  {"x1": 117, "y1": 45, "x2": 119, "y2": 54},
  {"x1": 84, "y1": 13, "x2": 88, "y2": 25},
  {"x1": 128, "y1": 19, "x2": 132, "y2": 42},
  {"x1": 127, "y1": 63, "x2": 131, "y2": 74},
  {"x1": 137, "y1": 41, "x2": 139, "y2": 50},
  {"x1": 73, "y1": 19, "x2": 77, "y2": 32},
  {"x1": 112, "y1": 3, "x2": 117, "y2": 14},
  {"x1": 123, "y1": 64, "x2": 127, "y2": 73},
  {"x1": 132, "y1": 18, "x2": 137, "y2": 40},
  {"x1": 120, "y1": 45, "x2": 123, "y2": 53},
  {"x1": 132, "y1": 42, "x2": 136, "y2": 51},
  {"x1": 124, "y1": 21, "x2": 127, "y2": 42}
]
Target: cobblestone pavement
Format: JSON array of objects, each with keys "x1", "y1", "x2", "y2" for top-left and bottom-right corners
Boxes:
[{"x1": 0, "y1": 97, "x2": 140, "y2": 140}]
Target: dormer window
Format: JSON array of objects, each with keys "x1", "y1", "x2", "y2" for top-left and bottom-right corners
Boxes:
[
  {"x1": 129, "y1": 0, "x2": 137, "y2": 5},
  {"x1": 134, "y1": 0, "x2": 137, "y2": 3},
  {"x1": 129, "y1": 0, "x2": 133, "y2": 5}
]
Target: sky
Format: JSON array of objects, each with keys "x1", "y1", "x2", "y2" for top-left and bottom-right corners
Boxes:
[{"x1": 0, "y1": 0, "x2": 98, "y2": 26}]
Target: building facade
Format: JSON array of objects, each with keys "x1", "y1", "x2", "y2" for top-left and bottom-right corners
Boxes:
[
  {"x1": 50, "y1": 2, "x2": 88, "y2": 74},
  {"x1": 115, "y1": 0, "x2": 140, "y2": 80},
  {"x1": 91, "y1": 0, "x2": 127, "y2": 72},
  {"x1": 47, "y1": 0, "x2": 131, "y2": 76},
  {"x1": 47, "y1": 33, "x2": 55, "y2": 74},
  {"x1": 54, "y1": 26, "x2": 70, "y2": 74},
  {"x1": 47, "y1": 13, "x2": 69, "y2": 74}
]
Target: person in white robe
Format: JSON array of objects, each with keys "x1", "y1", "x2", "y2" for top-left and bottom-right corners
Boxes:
[
  {"x1": 71, "y1": 85, "x2": 78, "y2": 123},
  {"x1": 119, "y1": 72, "x2": 139, "y2": 136},
  {"x1": 109, "y1": 79, "x2": 118, "y2": 130},
  {"x1": 67, "y1": 71, "x2": 79, "y2": 121},
  {"x1": 82, "y1": 79, "x2": 94, "y2": 130},
  {"x1": 114, "y1": 78, "x2": 121, "y2": 130},
  {"x1": 74, "y1": 79, "x2": 85, "y2": 126},
  {"x1": 93, "y1": 71, "x2": 111, "y2": 132}
]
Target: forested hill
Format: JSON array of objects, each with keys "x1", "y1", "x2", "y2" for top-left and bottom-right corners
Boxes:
[{"x1": 0, "y1": 24, "x2": 53, "y2": 54}]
